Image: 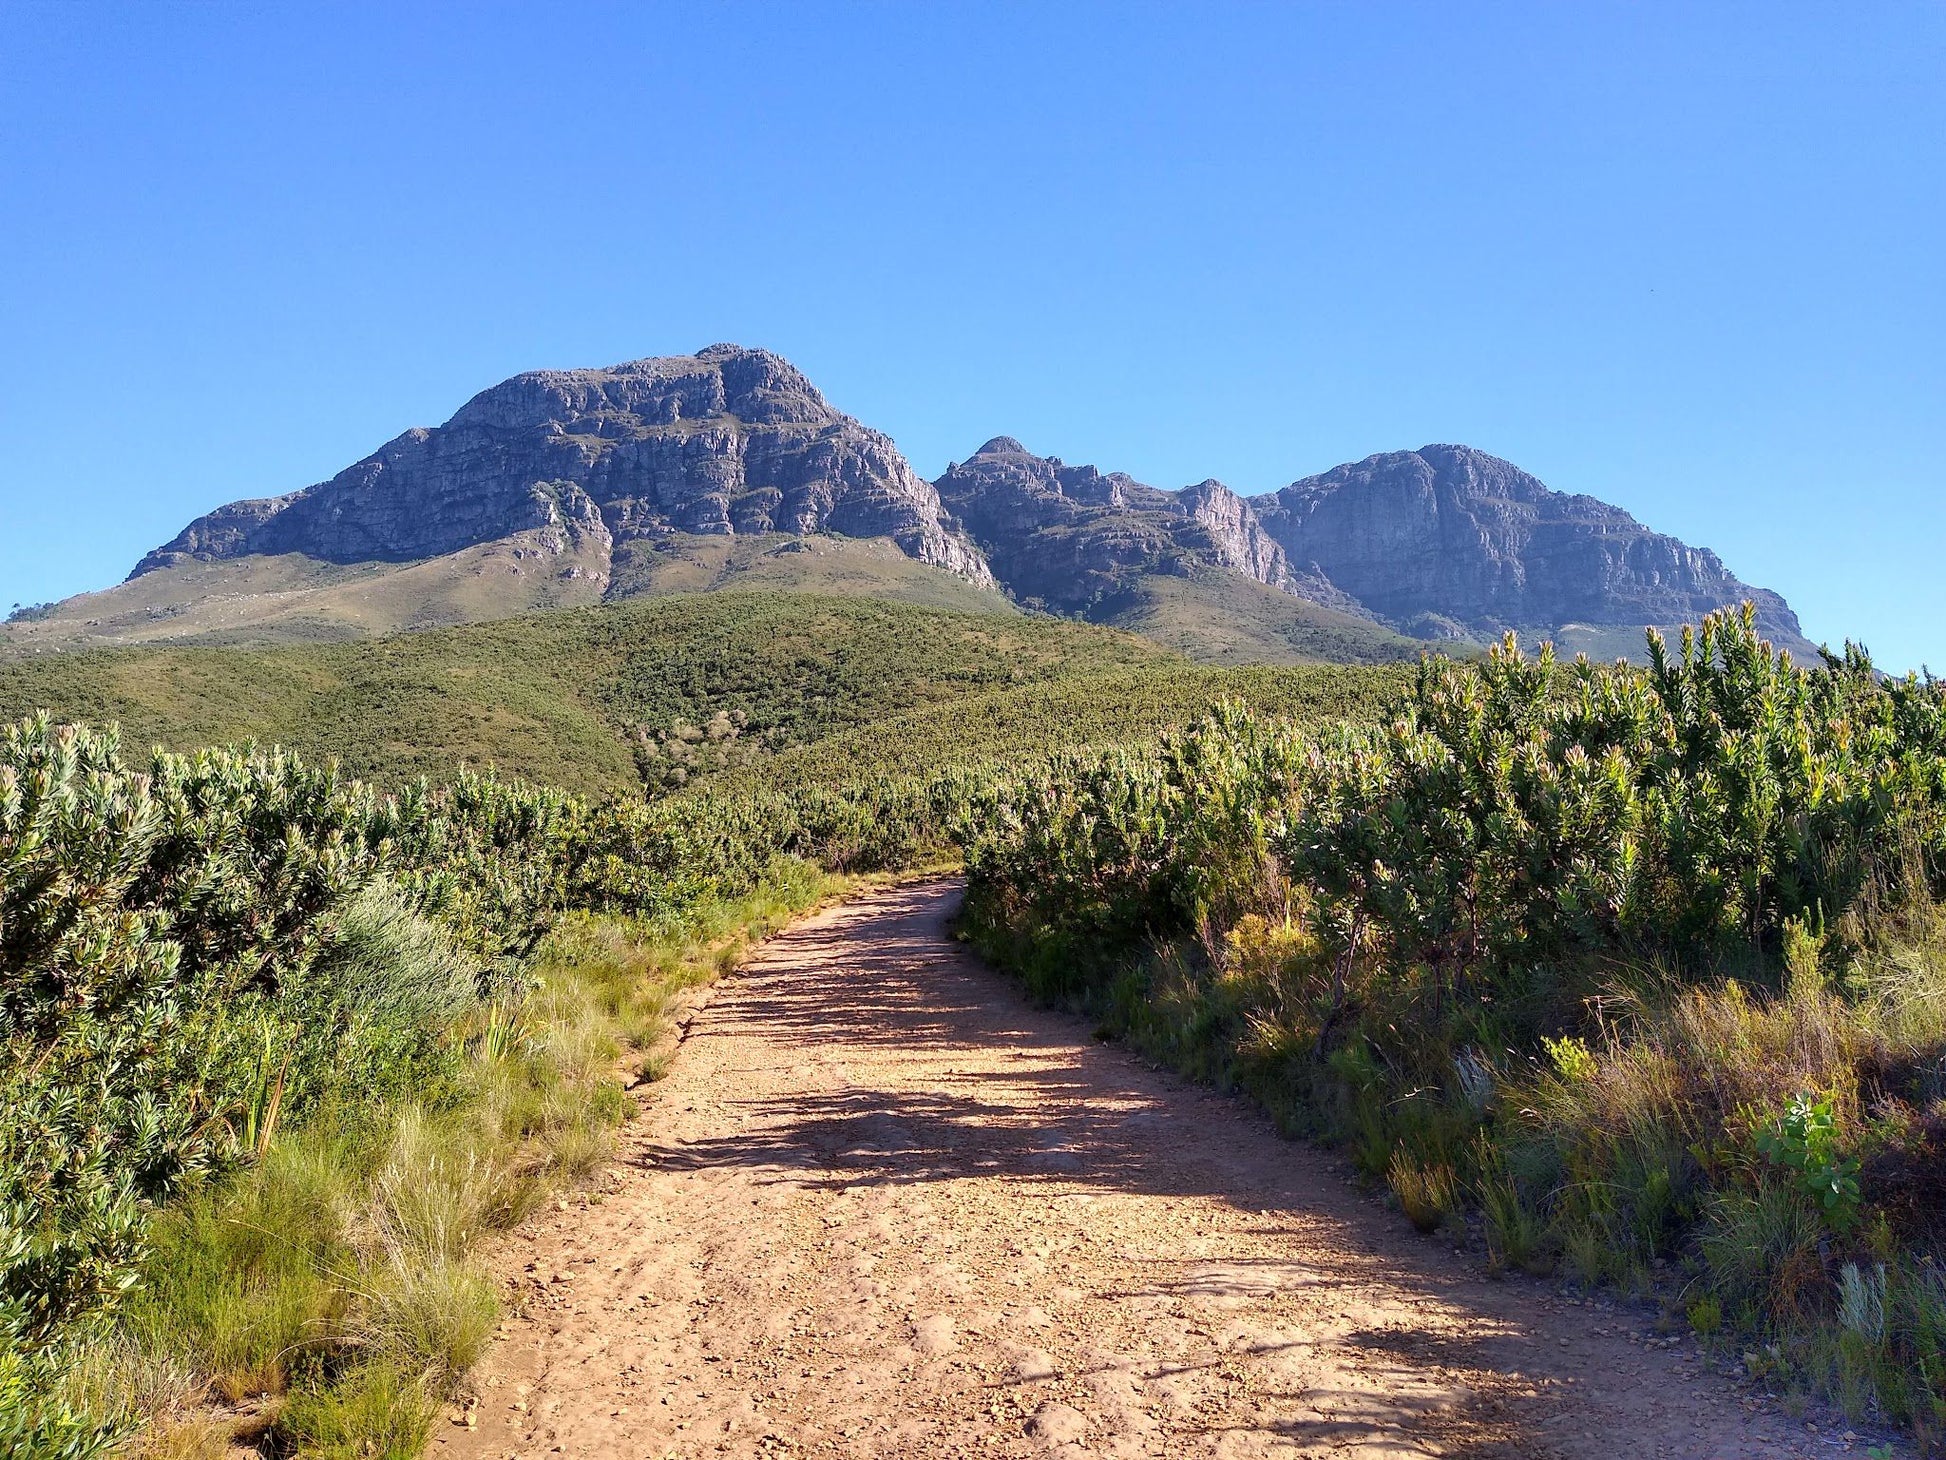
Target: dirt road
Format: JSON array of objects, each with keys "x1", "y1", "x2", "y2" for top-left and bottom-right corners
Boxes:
[{"x1": 442, "y1": 882, "x2": 1849, "y2": 1459}]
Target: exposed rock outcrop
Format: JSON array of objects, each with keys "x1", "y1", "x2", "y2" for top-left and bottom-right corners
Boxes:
[
  {"x1": 126, "y1": 349, "x2": 1812, "y2": 660},
  {"x1": 1248, "y1": 444, "x2": 1805, "y2": 644},
  {"x1": 134, "y1": 346, "x2": 993, "y2": 587},
  {"x1": 930, "y1": 437, "x2": 1336, "y2": 616}
]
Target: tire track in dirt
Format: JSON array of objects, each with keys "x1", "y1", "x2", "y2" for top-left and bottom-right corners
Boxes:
[{"x1": 439, "y1": 881, "x2": 1852, "y2": 1459}]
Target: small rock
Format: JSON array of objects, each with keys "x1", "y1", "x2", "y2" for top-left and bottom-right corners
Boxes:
[
  {"x1": 912, "y1": 1313, "x2": 957, "y2": 1356},
  {"x1": 1026, "y1": 1401, "x2": 1089, "y2": 1445}
]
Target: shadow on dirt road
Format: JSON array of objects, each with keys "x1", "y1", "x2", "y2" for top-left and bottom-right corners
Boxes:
[{"x1": 442, "y1": 881, "x2": 1854, "y2": 1460}]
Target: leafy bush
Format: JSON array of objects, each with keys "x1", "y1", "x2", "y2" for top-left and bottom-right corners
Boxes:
[
  {"x1": 1756, "y1": 1093, "x2": 1862, "y2": 1235},
  {"x1": 1, "y1": 718, "x2": 393, "y2": 1355},
  {"x1": 0, "y1": 1342, "x2": 122, "y2": 1459}
]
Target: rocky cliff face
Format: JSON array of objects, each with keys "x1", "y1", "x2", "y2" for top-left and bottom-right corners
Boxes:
[
  {"x1": 134, "y1": 345, "x2": 993, "y2": 587},
  {"x1": 129, "y1": 349, "x2": 1811, "y2": 658},
  {"x1": 1248, "y1": 444, "x2": 1805, "y2": 643},
  {"x1": 930, "y1": 437, "x2": 1327, "y2": 615},
  {"x1": 928, "y1": 437, "x2": 1806, "y2": 651}
]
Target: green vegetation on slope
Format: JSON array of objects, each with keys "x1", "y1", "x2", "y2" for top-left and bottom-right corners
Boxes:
[
  {"x1": 718, "y1": 662, "x2": 1410, "y2": 794},
  {"x1": 0, "y1": 532, "x2": 1019, "y2": 658},
  {"x1": 583, "y1": 593, "x2": 1155, "y2": 752},
  {"x1": 960, "y1": 610, "x2": 1946, "y2": 1445},
  {"x1": 1097, "y1": 569, "x2": 1442, "y2": 666},
  {"x1": 0, "y1": 593, "x2": 1174, "y2": 799},
  {"x1": 603, "y1": 532, "x2": 1018, "y2": 615}
]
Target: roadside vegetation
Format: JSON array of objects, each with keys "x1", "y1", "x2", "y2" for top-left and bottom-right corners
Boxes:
[
  {"x1": 0, "y1": 712, "x2": 954, "y2": 1457},
  {"x1": 2, "y1": 630, "x2": 1393, "y2": 1457},
  {"x1": 960, "y1": 608, "x2": 1946, "y2": 1448}
]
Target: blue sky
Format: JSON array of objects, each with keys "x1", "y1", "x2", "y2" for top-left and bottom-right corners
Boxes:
[{"x1": 2, "y1": 2, "x2": 1940, "y2": 668}]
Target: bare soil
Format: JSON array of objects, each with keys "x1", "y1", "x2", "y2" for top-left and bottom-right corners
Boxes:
[{"x1": 439, "y1": 882, "x2": 1864, "y2": 1459}]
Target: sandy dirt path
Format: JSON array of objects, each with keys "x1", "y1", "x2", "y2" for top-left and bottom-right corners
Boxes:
[{"x1": 440, "y1": 882, "x2": 1852, "y2": 1460}]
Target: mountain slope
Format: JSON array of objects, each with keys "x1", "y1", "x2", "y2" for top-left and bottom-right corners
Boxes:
[
  {"x1": 1099, "y1": 569, "x2": 1435, "y2": 666},
  {"x1": 1, "y1": 532, "x2": 1016, "y2": 658},
  {"x1": 0, "y1": 593, "x2": 1170, "y2": 798},
  {"x1": 1249, "y1": 444, "x2": 1813, "y2": 654},
  {"x1": 14, "y1": 347, "x2": 1819, "y2": 667},
  {"x1": 715, "y1": 659, "x2": 1409, "y2": 793}
]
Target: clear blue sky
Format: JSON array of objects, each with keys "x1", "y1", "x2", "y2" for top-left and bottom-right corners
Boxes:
[{"x1": 2, "y1": 2, "x2": 1940, "y2": 668}]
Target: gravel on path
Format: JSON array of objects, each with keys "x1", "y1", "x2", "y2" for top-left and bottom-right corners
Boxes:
[{"x1": 439, "y1": 881, "x2": 1856, "y2": 1460}]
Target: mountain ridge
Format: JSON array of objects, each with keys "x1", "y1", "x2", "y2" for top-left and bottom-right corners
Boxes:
[
  {"x1": 26, "y1": 345, "x2": 1817, "y2": 664},
  {"x1": 134, "y1": 344, "x2": 994, "y2": 588}
]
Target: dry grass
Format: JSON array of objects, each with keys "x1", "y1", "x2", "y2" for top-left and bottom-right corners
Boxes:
[
  {"x1": 1387, "y1": 1152, "x2": 1462, "y2": 1235},
  {"x1": 85, "y1": 860, "x2": 860, "y2": 1455}
]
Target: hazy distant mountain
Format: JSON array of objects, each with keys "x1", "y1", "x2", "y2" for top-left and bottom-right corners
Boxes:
[
  {"x1": 12, "y1": 346, "x2": 1815, "y2": 665},
  {"x1": 1249, "y1": 443, "x2": 1807, "y2": 650}
]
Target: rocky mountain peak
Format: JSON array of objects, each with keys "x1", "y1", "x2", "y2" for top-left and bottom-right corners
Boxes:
[
  {"x1": 1176, "y1": 480, "x2": 1296, "y2": 594},
  {"x1": 1250, "y1": 444, "x2": 1804, "y2": 643},
  {"x1": 445, "y1": 345, "x2": 833, "y2": 436},
  {"x1": 133, "y1": 347, "x2": 993, "y2": 587},
  {"x1": 932, "y1": 443, "x2": 1321, "y2": 616}
]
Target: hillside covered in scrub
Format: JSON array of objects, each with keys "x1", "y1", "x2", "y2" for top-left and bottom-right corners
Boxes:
[
  {"x1": 0, "y1": 594, "x2": 1164, "y2": 797},
  {"x1": 6, "y1": 604, "x2": 1946, "y2": 1453},
  {"x1": 0, "y1": 592, "x2": 1408, "y2": 800}
]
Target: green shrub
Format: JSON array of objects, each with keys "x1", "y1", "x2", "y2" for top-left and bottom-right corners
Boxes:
[
  {"x1": 959, "y1": 606, "x2": 1946, "y2": 1443},
  {"x1": 1756, "y1": 1093, "x2": 1862, "y2": 1236}
]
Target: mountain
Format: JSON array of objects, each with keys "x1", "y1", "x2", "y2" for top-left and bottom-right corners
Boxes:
[
  {"x1": 7, "y1": 346, "x2": 1817, "y2": 666},
  {"x1": 931, "y1": 437, "x2": 1355, "y2": 614},
  {"x1": 1248, "y1": 444, "x2": 1808, "y2": 650},
  {"x1": 927, "y1": 434, "x2": 1812, "y2": 659},
  {"x1": 133, "y1": 344, "x2": 992, "y2": 587}
]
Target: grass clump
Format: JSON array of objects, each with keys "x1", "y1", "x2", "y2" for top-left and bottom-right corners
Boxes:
[
  {"x1": 1387, "y1": 1152, "x2": 1462, "y2": 1235},
  {"x1": 275, "y1": 1360, "x2": 437, "y2": 1460}
]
